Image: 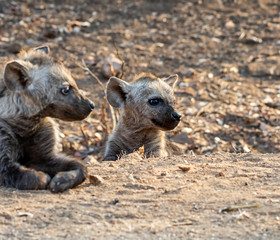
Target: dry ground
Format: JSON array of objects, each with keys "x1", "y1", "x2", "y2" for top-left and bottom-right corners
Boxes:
[
  {"x1": 1, "y1": 153, "x2": 280, "y2": 239},
  {"x1": 0, "y1": 0, "x2": 280, "y2": 239}
]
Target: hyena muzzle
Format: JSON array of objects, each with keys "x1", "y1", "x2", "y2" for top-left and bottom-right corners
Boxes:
[
  {"x1": 0, "y1": 46, "x2": 94, "y2": 192},
  {"x1": 103, "y1": 72, "x2": 183, "y2": 161}
]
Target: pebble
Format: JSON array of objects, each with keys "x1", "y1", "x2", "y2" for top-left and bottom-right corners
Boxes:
[
  {"x1": 183, "y1": 68, "x2": 196, "y2": 77},
  {"x1": 89, "y1": 175, "x2": 103, "y2": 185},
  {"x1": 178, "y1": 165, "x2": 191, "y2": 172}
]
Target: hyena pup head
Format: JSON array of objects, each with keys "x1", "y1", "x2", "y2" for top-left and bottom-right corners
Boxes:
[
  {"x1": 2, "y1": 46, "x2": 94, "y2": 121},
  {"x1": 106, "y1": 72, "x2": 181, "y2": 131}
]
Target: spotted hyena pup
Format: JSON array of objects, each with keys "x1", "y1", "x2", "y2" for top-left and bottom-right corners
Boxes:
[
  {"x1": 0, "y1": 46, "x2": 95, "y2": 192},
  {"x1": 103, "y1": 73, "x2": 183, "y2": 161}
]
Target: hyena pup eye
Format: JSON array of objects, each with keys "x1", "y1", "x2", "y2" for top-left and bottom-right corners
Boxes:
[
  {"x1": 60, "y1": 86, "x2": 71, "y2": 95},
  {"x1": 148, "y1": 98, "x2": 163, "y2": 106}
]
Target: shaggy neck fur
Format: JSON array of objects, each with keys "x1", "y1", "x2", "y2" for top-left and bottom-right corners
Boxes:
[
  {"x1": 0, "y1": 87, "x2": 45, "y2": 136},
  {"x1": 112, "y1": 108, "x2": 165, "y2": 151}
]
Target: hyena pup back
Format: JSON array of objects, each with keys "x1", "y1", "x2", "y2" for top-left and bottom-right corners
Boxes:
[
  {"x1": 0, "y1": 46, "x2": 94, "y2": 192},
  {"x1": 103, "y1": 72, "x2": 183, "y2": 161}
]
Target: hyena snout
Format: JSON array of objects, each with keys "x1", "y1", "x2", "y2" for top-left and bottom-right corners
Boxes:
[
  {"x1": 75, "y1": 96, "x2": 95, "y2": 118},
  {"x1": 171, "y1": 111, "x2": 181, "y2": 122},
  {"x1": 165, "y1": 110, "x2": 181, "y2": 130},
  {"x1": 151, "y1": 108, "x2": 181, "y2": 131},
  {"x1": 57, "y1": 94, "x2": 95, "y2": 121},
  {"x1": 88, "y1": 100, "x2": 95, "y2": 110}
]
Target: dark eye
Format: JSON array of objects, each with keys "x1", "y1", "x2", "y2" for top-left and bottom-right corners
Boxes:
[
  {"x1": 61, "y1": 86, "x2": 71, "y2": 95},
  {"x1": 148, "y1": 98, "x2": 163, "y2": 106}
]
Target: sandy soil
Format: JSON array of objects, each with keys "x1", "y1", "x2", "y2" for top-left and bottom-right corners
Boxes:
[
  {"x1": 1, "y1": 153, "x2": 280, "y2": 239},
  {"x1": 0, "y1": 0, "x2": 280, "y2": 239}
]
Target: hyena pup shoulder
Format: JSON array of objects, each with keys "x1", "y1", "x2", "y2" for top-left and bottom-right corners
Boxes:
[
  {"x1": 0, "y1": 46, "x2": 95, "y2": 192},
  {"x1": 103, "y1": 72, "x2": 183, "y2": 161}
]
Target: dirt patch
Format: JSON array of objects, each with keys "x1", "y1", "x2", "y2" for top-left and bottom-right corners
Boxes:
[
  {"x1": 0, "y1": 0, "x2": 280, "y2": 239},
  {"x1": 1, "y1": 153, "x2": 280, "y2": 239}
]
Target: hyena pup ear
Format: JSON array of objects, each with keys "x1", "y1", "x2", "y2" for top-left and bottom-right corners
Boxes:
[
  {"x1": 163, "y1": 74, "x2": 179, "y2": 89},
  {"x1": 106, "y1": 76, "x2": 131, "y2": 108},
  {"x1": 3, "y1": 60, "x2": 32, "y2": 91},
  {"x1": 33, "y1": 45, "x2": 50, "y2": 54}
]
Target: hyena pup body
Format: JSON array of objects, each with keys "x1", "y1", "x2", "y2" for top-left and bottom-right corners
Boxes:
[
  {"x1": 0, "y1": 46, "x2": 94, "y2": 192},
  {"x1": 103, "y1": 73, "x2": 183, "y2": 161}
]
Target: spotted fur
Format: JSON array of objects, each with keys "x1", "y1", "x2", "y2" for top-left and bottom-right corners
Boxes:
[
  {"x1": 103, "y1": 73, "x2": 183, "y2": 161},
  {"x1": 0, "y1": 46, "x2": 94, "y2": 192}
]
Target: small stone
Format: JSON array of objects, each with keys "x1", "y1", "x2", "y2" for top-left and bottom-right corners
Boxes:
[
  {"x1": 111, "y1": 198, "x2": 119, "y2": 205},
  {"x1": 217, "y1": 172, "x2": 225, "y2": 177},
  {"x1": 94, "y1": 133, "x2": 102, "y2": 141},
  {"x1": 216, "y1": 119, "x2": 224, "y2": 126},
  {"x1": 208, "y1": 73, "x2": 214, "y2": 79},
  {"x1": 96, "y1": 125, "x2": 103, "y2": 132},
  {"x1": 259, "y1": 123, "x2": 267, "y2": 131},
  {"x1": 214, "y1": 137, "x2": 221, "y2": 143},
  {"x1": 183, "y1": 127, "x2": 193, "y2": 133},
  {"x1": 73, "y1": 26, "x2": 81, "y2": 33},
  {"x1": 89, "y1": 175, "x2": 103, "y2": 185},
  {"x1": 229, "y1": 66, "x2": 239, "y2": 73},
  {"x1": 83, "y1": 155, "x2": 99, "y2": 164},
  {"x1": 127, "y1": 173, "x2": 135, "y2": 182},
  {"x1": 101, "y1": 54, "x2": 123, "y2": 79},
  {"x1": 225, "y1": 20, "x2": 235, "y2": 29},
  {"x1": 171, "y1": 132, "x2": 191, "y2": 144},
  {"x1": 178, "y1": 165, "x2": 191, "y2": 172},
  {"x1": 16, "y1": 212, "x2": 34, "y2": 218},
  {"x1": 153, "y1": 60, "x2": 164, "y2": 66},
  {"x1": 243, "y1": 36, "x2": 262, "y2": 44},
  {"x1": 183, "y1": 68, "x2": 196, "y2": 77}
]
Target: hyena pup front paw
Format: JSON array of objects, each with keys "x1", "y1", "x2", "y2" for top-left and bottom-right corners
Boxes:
[{"x1": 49, "y1": 170, "x2": 84, "y2": 193}]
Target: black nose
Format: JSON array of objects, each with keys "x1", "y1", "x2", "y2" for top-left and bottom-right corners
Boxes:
[
  {"x1": 172, "y1": 112, "x2": 181, "y2": 121},
  {"x1": 88, "y1": 101, "x2": 95, "y2": 110}
]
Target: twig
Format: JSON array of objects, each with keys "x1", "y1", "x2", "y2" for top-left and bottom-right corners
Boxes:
[
  {"x1": 76, "y1": 60, "x2": 105, "y2": 91},
  {"x1": 163, "y1": 185, "x2": 191, "y2": 194},
  {"x1": 101, "y1": 97, "x2": 110, "y2": 136},
  {"x1": 234, "y1": 210, "x2": 251, "y2": 220},
  {"x1": 231, "y1": 142, "x2": 238, "y2": 153},
  {"x1": 80, "y1": 126, "x2": 89, "y2": 150},
  {"x1": 76, "y1": 59, "x2": 117, "y2": 132},
  {"x1": 172, "y1": 222, "x2": 194, "y2": 226},
  {"x1": 109, "y1": 105, "x2": 117, "y2": 130},
  {"x1": 221, "y1": 203, "x2": 261, "y2": 213},
  {"x1": 196, "y1": 102, "x2": 213, "y2": 117},
  {"x1": 113, "y1": 40, "x2": 125, "y2": 79}
]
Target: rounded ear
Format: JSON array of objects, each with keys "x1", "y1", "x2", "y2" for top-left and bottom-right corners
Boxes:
[
  {"x1": 33, "y1": 46, "x2": 50, "y2": 54},
  {"x1": 106, "y1": 76, "x2": 131, "y2": 108},
  {"x1": 3, "y1": 60, "x2": 31, "y2": 91},
  {"x1": 163, "y1": 74, "x2": 179, "y2": 89}
]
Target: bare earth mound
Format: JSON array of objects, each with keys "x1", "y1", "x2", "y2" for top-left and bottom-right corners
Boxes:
[{"x1": 1, "y1": 153, "x2": 280, "y2": 239}]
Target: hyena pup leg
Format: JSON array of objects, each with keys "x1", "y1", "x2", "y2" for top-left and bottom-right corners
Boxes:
[
  {"x1": 144, "y1": 135, "x2": 168, "y2": 158},
  {"x1": 3, "y1": 165, "x2": 51, "y2": 190},
  {"x1": 27, "y1": 154, "x2": 86, "y2": 193},
  {"x1": 0, "y1": 129, "x2": 50, "y2": 190},
  {"x1": 46, "y1": 155, "x2": 87, "y2": 193},
  {"x1": 22, "y1": 120, "x2": 87, "y2": 193},
  {"x1": 103, "y1": 135, "x2": 127, "y2": 161}
]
